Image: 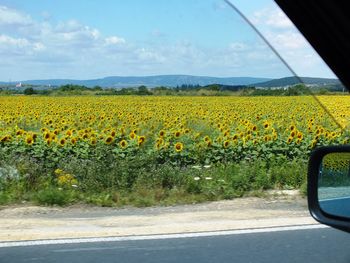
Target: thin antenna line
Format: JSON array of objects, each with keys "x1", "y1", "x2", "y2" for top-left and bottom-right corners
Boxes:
[{"x1": 223, "y1": 0, "x2": 343, "y2": 131}]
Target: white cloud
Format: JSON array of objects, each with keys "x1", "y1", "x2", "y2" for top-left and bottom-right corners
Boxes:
[
  {"x1": 33, "y1": 42, "x2": 46, "y2": 51},
  {"x1": 0, "y1": 34, "x2": 45, "y2": 58},
  {"x1": 1, "y1": 3, "x2": 329, "y2": 80},
  {"x1": 0, "y1": 34, "x2": 30, "y2": 47},
  {"x1": 105, "y1": 36, "x2": 126, "y2": 45},
  {"x1": 53, "y1": 20, "x2": 101, "y2": 44},
  {"x1": 245, "y1": 4, "x2": 335, "y2": 78},
  {"x1": 265, "y1": 31, "x2": 307, "y2": 49},
  {"x1": 0, "y1": 5, "x2": 32, "y2": 26},
  {"x1": 229, "y1": 42, "x2": 248, "y2": 51},
  {"x1": 134, "y1": 48, "x2": 165, "y2": 63},
  {"x1": 252, "y1": 7, "x2": 293, "y2": 29}
]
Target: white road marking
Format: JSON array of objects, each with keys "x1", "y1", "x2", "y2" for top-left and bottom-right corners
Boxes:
[
  {"x1": 320, "y1": 196, "x2": 350, "y2": 202},
  {"x1": 0, "y1": 224, "x2": 328, "y2": 248}
]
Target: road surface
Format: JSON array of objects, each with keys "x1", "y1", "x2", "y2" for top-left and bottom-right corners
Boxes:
[{"x1": 1, "y1": 226, "x2": 350, "y2": 263}]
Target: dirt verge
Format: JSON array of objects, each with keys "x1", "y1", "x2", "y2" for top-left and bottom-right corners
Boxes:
[{"x1": 0, "y1": 190, "x2": 316, "y2": 242}]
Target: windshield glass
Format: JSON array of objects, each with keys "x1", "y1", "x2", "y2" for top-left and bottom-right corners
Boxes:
[{"x1": 0, "y1": 0, "x2": 346, "y2": 244}]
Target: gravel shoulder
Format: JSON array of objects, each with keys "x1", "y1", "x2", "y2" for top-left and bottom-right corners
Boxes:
[{"x1": 0, "y1": 190, "x2": 316, "y2": 242}]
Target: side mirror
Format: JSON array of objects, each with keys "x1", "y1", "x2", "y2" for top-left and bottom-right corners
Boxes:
[{"x1": 308, "y1": 145, "x2": 350, "y2": 232}]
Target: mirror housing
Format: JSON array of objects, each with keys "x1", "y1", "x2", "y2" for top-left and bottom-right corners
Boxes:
[{"x1": 308, "y1": 145, "x2": 350, "y2": 233}]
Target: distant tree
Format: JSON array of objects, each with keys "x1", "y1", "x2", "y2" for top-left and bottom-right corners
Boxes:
[
  {"x1": 285, "y1": 84, "x2": 309, "y2": 96},
  {"x1": 92, "y1": 85, "x2": 103, "y2": 91},
  {"x1": 24, "y1": 87, "x2": 36, "y2": 95},
  {"x1": 318, "y1": 88, "x2": 329, "y2": 95},
  {"x1": 204, "y1": 84, "x2": 220, "y2": 91},
  {"x1": 153, "y1": 86, "x2": 169, "y2": 91},
  {"x1": 137, "y1": 85, "x2": 151, "y2": 95}
]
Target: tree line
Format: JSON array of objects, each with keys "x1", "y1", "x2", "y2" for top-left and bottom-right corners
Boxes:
[{"x1": 0, "y1": 83, "x2": 346, "y2": 96}]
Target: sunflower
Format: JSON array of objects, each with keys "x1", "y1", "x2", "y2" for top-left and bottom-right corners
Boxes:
[
  {"x1": 310, "y1": 139, "x2": 317, "y2": 148},
  {"x1": 105, "y1": 136, "x2": 114, "y2": 145},
  {"x1": 155, "y1": 142, "x2": 162, "y2": 149},
  {"x1": 50, "y1": 133, "x2": 56, "y2": 141},
  {"x1": 119, "y1": 139, "x2": 128, "y2": 149},
  {"x1": 90, "y1": 137, "x2": 97, "y2": 146},
  {"x1": 297, "y1": 132, "x2": 303, "y2": 139},
  {"x1": 70, "y1": 137, "x2": 77, "y2": 145},
  {"x1": 174, "y1": 131, "x2": 181, "y2": 138},
  {"x1": 0, "y1": 135, "x2": 10, "y2": 143},
  {"x1": 204, "y1": 136, "x2": 210, "y2": 142},
  {"x1": 137, "y1": 135, "x2": 146, "y2": 146},
  {"x1": 264, "y1": 135, "x2": 271, "y2": 142},
  {"x1": 110, "y1": 130, "x2": 116, "y2": 137},
  {"x1": 59, "y1": 138, "x2": 66, "y2": 147},
  {"x1": 25, "y1": 135, "x2": 34, "y2": 145},
  {"x1": 46, "y1": 138, "x2": 52, "y2": 145},
  {"x1": 159, "y1": 130, "x2": 166, "y2": 137},
  {"x1": 174, "y1": 142, "x2": 183, "y2": 152},
  {"x1": 129, "y1": 132, "x2": 136, "y2": 140},
  {"x1": 273, "y1": 132, "x2": 278, "y2": 140},
  {"x1": 223, "y1": 140, "x2": 230, "y2": 148},
  {"x1": 16, "y1": 129, "x2": 24, "y2": 136}
]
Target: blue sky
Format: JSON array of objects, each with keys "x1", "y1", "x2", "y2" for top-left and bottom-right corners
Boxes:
[{"x1": 0, "y1": 0, "x2": 336, "y2": 80}]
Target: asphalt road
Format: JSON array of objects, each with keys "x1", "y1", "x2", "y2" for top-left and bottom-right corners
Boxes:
[
  {"x1": 1, "y1": 227, "x2": 350, "y2": 263},
  {"x1": 320, "y1": 197, "x2": 350, "y2": 218}
]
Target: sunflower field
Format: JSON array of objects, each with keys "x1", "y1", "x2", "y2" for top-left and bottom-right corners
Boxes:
[{"x1": 0, "y1": 95, "x2": 349, "y2": 206}]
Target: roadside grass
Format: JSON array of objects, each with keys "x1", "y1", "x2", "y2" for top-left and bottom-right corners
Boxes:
[{"x1": 0, "y1": 156, "x2": 307, "y2": 207}]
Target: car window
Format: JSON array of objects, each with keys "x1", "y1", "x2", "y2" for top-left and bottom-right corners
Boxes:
[{"x1": 0, "y1": 0, "x2": 345, "y2": 241}]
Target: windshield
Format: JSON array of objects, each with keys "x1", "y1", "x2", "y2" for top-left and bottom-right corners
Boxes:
[{"x1": 0, "y1": 0, "x2": 347, "y2": 254}]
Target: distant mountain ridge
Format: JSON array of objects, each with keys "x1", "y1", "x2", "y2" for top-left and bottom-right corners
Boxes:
[
  {"x1": 255, "y1": 76, "x2": 340, "y2": 87},
  {"x1": 0, "y1": 75, "x2": 340, "y2": 88},
  {"x1": 0, "y1": 75, "x2": 270, "y2": 88}
]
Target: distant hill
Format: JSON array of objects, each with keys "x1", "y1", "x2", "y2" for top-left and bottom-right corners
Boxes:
[
  {"x1": 254, "y1": 76, "x2": 340, "y2": 88},
  {"x1": 1, "y1": 75, "x2": 270, "y2": 88}
]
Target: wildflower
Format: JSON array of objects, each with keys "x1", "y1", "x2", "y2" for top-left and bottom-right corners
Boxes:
[
  {"x1": 138, "y1": 135, "x2": 146, "y2": 146},
  {"x1": 119, "y1": 139, "x2": 128, "y2": 149},
  {"x1": 174, "y1": 142, "x2": 183, "y2": 152},
  {"x1": 105, "y1": 136, "x2": 114, "y2": 145},
  {"x1": 223, "y1": 140, "x2": 230, "y2": 148},
  {"x1": 129, "y1": 132, "x2": 136, "y2": 140},
  {"x1": 90, "y1": 137, "x2": 97, "y2": 145},
  {"x1": 174, "y1": 131, "x2": 181, "y2": 138},
  {"x1": 59, "y1": 138, "x2": 66, "y2": 146},
  {"x1": 25, "y1": 135, "x2": 34, "y2": 145}
]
